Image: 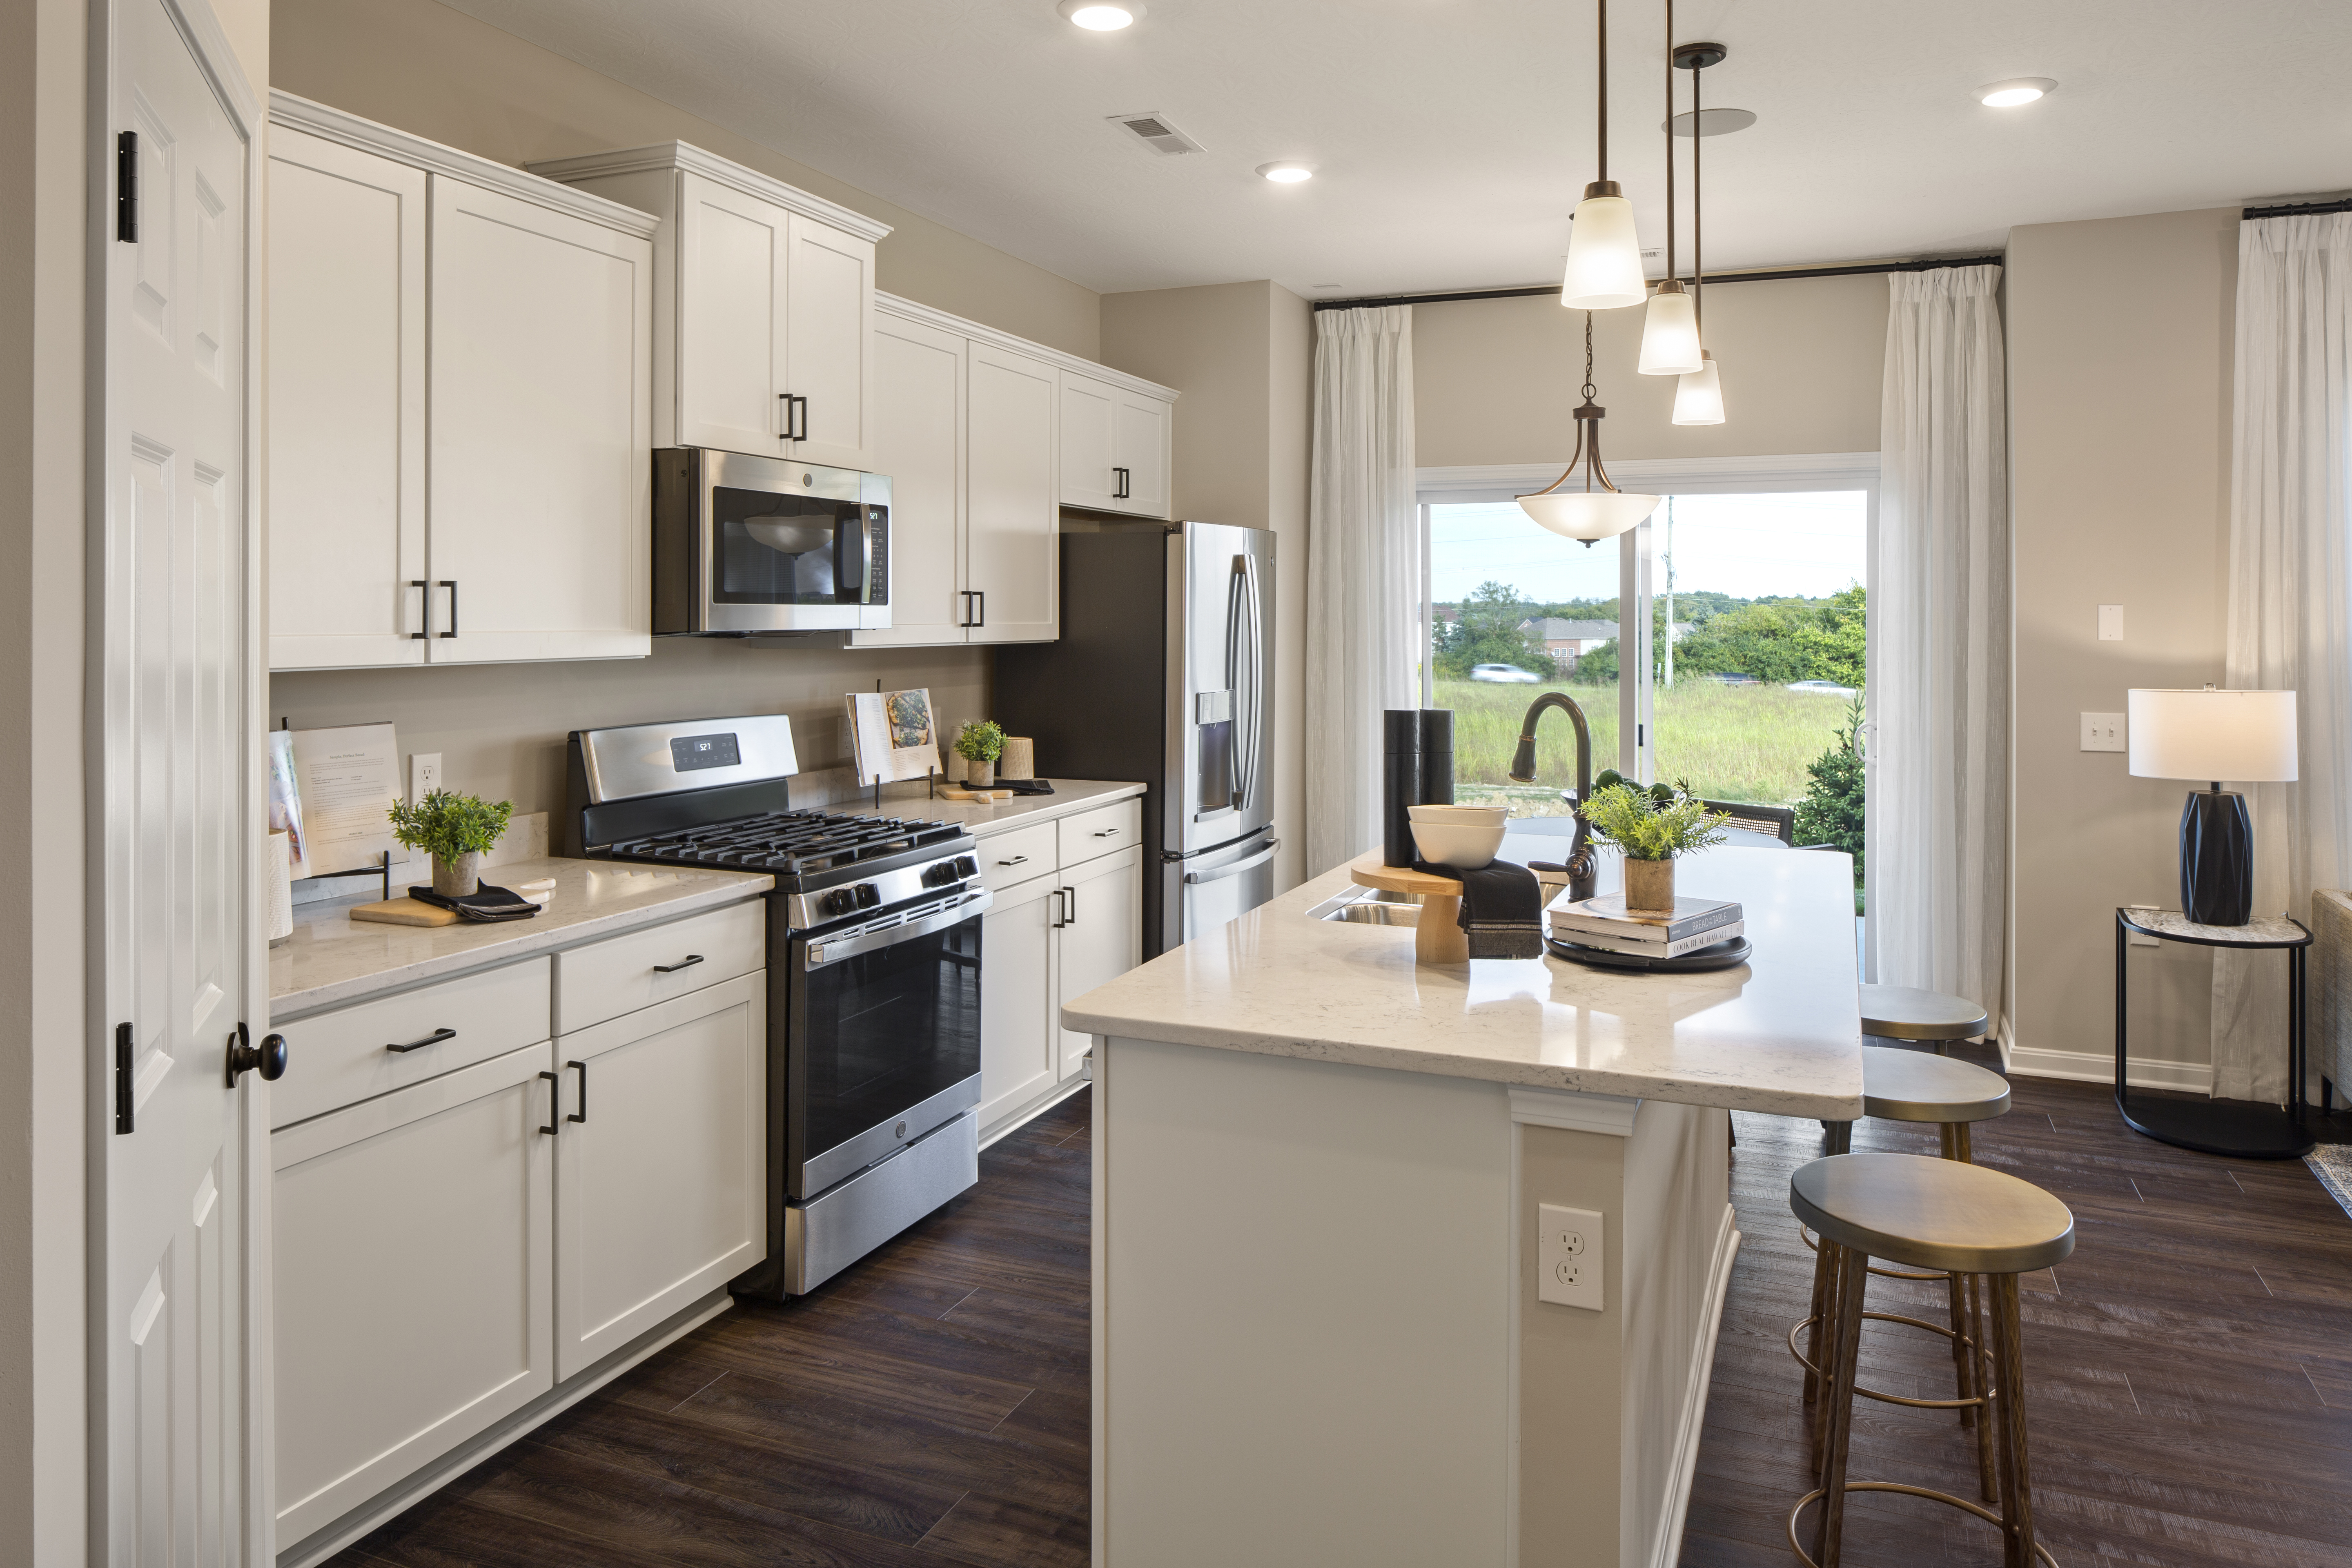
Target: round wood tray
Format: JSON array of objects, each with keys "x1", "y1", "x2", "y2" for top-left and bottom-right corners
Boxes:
[{"x1": 1350, "y1": 852, "x2": 1468, "y2": 964}]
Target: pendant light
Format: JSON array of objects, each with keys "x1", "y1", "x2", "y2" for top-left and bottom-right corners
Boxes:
[
  {"x1": 1637, "y1": 0, "x2": 1702, "y2": 374},
  {"x1": 1561, "y1": 0, "x2": 1647, "y2": 310},
  {"x1": 1517, "y1": 312, "x2": 1662, "y2": 546},
  {"x1": 1672, "y1": 39, "x2": 1727, "y2": 424}
]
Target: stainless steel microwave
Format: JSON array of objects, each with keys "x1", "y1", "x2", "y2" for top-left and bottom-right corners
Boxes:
[{"x1": 652, "y1": 448, "x2": 891, "y2": 635}]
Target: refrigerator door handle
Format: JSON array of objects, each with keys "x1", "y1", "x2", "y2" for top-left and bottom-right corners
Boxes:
[
  {"x1": 1237, "y1": 553, "x2": 1265, "y2": 813},
  {"x1": 1223, "y1": 562, "x2": 1249, "y2": 810},
  {"x1": 1183, "y1": 838, "x2": 1280, "y2": 884}
]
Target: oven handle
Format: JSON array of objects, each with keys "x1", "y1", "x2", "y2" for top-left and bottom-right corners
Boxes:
[{"x1": 803, "y1": 890, "x2": 993, "y2": 970}]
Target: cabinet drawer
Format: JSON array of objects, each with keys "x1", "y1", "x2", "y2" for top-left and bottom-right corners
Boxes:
[
  {"x1": 555, "y1": 898, "x2": 766, "y2": 1035},
  {"x1": 272, "y1": 957, "x2": 551, "y2": 1129},
  {"x1": 1059, "y1": 797, "x2": 1143, "y2": 867},
  {"x1": 977, "y1": 821, "x2": 1059, "y2": 891}
]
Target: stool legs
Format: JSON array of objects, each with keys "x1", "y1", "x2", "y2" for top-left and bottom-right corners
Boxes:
[
  {"x1": 1991, "y1": 1274, "x2": 2038, "y2": 1568},
  {"x1": 1813, "y1": 1241, "x2": 1869, "y2": 1568}
]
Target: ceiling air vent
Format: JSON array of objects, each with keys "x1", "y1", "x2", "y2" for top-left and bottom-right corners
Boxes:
[{"x1": 1109, "y1": 111, "x2": 1205, "y2": 156}]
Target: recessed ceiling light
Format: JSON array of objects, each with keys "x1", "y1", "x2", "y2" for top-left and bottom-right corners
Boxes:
[
  {"x1": 1058, "y1": 0, "x2": 1143, "y2": 30},
  {"x1": 1257, "y1": 162, "x2": 1315, "y2": 183},
  {"x1": 1976, "y1": 77, "x2": 2055, "y2": 108}
]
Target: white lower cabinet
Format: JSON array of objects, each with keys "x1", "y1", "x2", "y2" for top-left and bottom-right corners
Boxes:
[
  {"x1": 980, "y1": 875, "x2": 1062, "y2": 1131},
  {"x1": 553, "y1": 971, "x2": 765, "y2": 1379},
  {"x1": 1057, "y1": 845, "x2": 1144, "y2": 1077},
  {"x1": 272, "y1": 1043, "x2": 555, "y2": 1546}
]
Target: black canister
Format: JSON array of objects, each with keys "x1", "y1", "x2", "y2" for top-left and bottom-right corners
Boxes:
[
  {"x1": 1417, "y1": 709, "x2": 1455, "y2": 805},
  {"x1": 1382, "y1": 709, "x2": 1421, "y2": 867}
]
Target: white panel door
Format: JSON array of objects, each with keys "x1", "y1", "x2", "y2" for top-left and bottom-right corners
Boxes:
[
  {"x1": 967, "y1": 343, "x2": 1060, "y2": 644},
  {"x1": 266, "y1": 127, "x2": 427, "y2": 668},
  {"x1": 1114, "y1": 390, "x2": 1173, "y2": 519},
  {"x1": 674, "y1": 170, "x2": 789, "y2": 456},
  {"x1": 851, "y1": 313, "x2": 966, "y2": 648},
  {"x1": 272, "y1": 1045, "x2": 556, "y2": 1546},
  {"x1": 783, "y1": 214, "x2": 875, "y2": 470},
  {"x1": 552, "y1": 971, "x2": 766, "y2": 1379},
  {"x1": 428, "y1": 176, "x2": 652, "y2": 663},
  {"x1": 980, "y1": 874, "x2": 1060, "y2": 1133},
  {"x1": 1058, "y1": 369, "x2": 1119, "y2": 512},
  {"x1": 1056, "y1": 845, "x2": 1142, "y2": 1077},
  {"x1": 100, "y1": 2, "x2": 258, "y2": 1560}
]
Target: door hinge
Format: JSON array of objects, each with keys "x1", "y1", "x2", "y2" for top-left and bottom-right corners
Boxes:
[
  {"x1": 114, "y1": 1022, "x2": 134, "y2": 1134},
  {"x1": 116, "y1": 132, "x2": 138, "y2": 243}
]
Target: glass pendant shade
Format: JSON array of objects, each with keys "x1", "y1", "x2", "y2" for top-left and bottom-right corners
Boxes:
[
  {"x1": 1517, "y1": 488, "x2": 1660, "y2": 542},
  {"x1": 1672, "y1": 351, "x2": 1724, "y2": 425},
  {"x1": 1637, "y1": 282, "x2": 1702, "y2": 374},
  {"x1": 1561, "y1": 188, "x2": 1647, "y2": 309}
]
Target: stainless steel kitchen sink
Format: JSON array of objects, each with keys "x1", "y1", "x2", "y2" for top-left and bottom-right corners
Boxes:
[{"x1": 1305, "y1": 887, "x2": 1422, "y2": 927}]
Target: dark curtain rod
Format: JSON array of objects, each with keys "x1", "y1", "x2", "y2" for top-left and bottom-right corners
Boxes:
[
  {"x1": 1312, "y1": 253, "x2": 2005, "y2": 311},
  {"x1": 2244, "y1": 196, "x2": 2352, "y2": 220}
]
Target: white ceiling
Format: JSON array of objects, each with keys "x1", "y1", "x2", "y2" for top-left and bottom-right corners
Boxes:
[{"x1": 443, "y1": 0, "x2": 2352, "y2": 298}]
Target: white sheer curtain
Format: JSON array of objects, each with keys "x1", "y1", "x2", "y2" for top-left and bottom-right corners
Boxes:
[
  {"x1": 1874, "y1": 266, "x2": 2009, "y2": 1024},
  {"x1": 2212, "y1": 212, "x2": 2352, "y2": 1103},
  {"x1": 1305, "y1": 305, "x2": 1419, "y2": 877}
]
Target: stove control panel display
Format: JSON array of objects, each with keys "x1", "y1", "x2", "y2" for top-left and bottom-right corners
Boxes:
[{"x1": 669, "y1": 733, "x2": 742, "y2": 772}]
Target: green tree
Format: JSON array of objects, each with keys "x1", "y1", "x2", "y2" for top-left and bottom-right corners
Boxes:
[
  {"x1": 1791, "y1": 583, "x2": 1866, "y2": 687},
  {"x1": 1435, "y1": 580, "x2": 1552, "y2": 678},
  {"x1": 1793, "y1": 695, "x2": 1867, "y2": 909}
]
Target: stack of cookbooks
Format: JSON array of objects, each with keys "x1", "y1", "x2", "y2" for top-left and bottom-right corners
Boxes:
[{"x1": 1547, "y1": 892, "x2": 1744, "y2": 959}]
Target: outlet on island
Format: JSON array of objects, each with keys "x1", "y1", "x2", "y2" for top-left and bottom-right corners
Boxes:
[{"x1": 1539, "y1": 1203, "x2": 1604, "y2": 1311}]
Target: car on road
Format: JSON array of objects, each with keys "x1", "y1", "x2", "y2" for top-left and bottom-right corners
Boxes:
[
  {"x1": 1470, "y1": 663, "x2": 1543, "y2": 684},
  {"x1": 1786, "y1": 679, "x2": 1860, "y2": 697}
]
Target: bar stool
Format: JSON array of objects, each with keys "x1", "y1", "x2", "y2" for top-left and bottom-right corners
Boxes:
[
  {"x1": 1788, "y1": 1154, "x2": 2073, "y2": 1568},
  {"x1": 1804, "y1": 1047, "x2": 2014, "y2": 1499},
  {"x1": 1860, "y1": 983, "x2": 1991, "y2": 1056}
]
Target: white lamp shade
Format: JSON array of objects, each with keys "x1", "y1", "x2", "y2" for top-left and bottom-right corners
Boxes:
[
  {"x1": 1672, "y1": 352, "x2": 1724, "y2": 424},
  {"x1": 2126, "y1": 688, "x2": 2298, "y2": 782},
  {"x1": 1517, "y1": 488, "x2": 1660, "y2": 542},
  {"x1": 1637, "y1": 286, "x2": 1702, "y2": 375},
  {"x1": 1561, "y1": 194, "x2": 1646, "y2": 310}
]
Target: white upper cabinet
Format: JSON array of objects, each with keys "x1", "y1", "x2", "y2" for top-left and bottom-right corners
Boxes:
[
  {"x1": 855, "y1": 312, "x2": 967, "y2": 648},
  {"x1": 265, "y1": 93, "x2": 657, "y2": 670},
  {"x1": 267, "y1": 126, "x2": 427, "y2": 669},
  {"x1": 967, "y1": 342, "x2": 1061, "y2": 644},
  {"x1": 1061, "y1": 368, "x2": 1174, "y2": 520},
  {"x1": 530, "y1": 143, "x2": 887, "y2": 473}
]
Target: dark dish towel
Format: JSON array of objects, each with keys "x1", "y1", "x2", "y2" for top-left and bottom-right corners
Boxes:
[
  {"x1": 407, "y1": 882, "x2": 542, "y2": 923},
  {"x1": 1413, "y1": 859, "x2": 1545, "y2": 960}
]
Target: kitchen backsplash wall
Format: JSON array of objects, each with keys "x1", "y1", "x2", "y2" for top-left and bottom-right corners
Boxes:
[{"x1": 269, "y1": 639, "x2": 989, "y2": 824}]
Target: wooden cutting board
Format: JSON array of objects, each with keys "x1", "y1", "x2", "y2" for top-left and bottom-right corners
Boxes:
[
  {"x1": 938, "y1": 786, "x2": 1014, "y2": 803},
  {"x1": 349, "y1": 897, "x2": 461, "y2": 927}
]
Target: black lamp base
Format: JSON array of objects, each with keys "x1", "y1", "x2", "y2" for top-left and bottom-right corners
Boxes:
[{"x1": 2179, "y1": 788, "x2": 2252, "y2": 926}]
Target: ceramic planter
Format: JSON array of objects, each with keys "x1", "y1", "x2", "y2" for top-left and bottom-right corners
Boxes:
[
  {"x1": 1624, "y1": 855, "x2": 1675, "y2": 916},
  {"x1": 965, "y1": 758, "x2": 996, "y2": 789},
  {"x1": 432, "y1": 851, "x2": 483, "y2": 898}
]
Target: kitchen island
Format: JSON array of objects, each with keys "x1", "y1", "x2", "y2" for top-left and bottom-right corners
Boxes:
[{"x1": 1063, "y1": 843, "x2": 1862, "y2": 1568}]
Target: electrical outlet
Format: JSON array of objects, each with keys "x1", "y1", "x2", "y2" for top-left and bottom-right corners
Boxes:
[
  {"x1": 1537, "y1": 1203, "x2": 1604, "y2": 1312},
  {"x1": 2098, "y1": 604, "x2": 2125, "y2": 641},
  {"x1": 408, "y1": 752, "x2": 443, "y2": 805},
  {"x1": 2080, "y1": 713, "x2": 2125, "y2": 752}
]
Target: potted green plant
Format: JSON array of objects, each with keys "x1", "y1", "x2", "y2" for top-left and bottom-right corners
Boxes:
[
  {"x1": 1579, "y1": 780, "x2": 1728, "y2": 915},
  {"x1": 388, "y1": 789, "x2": 514, "y2": 897},
  {"x1": 955, "y1": 720, "x2": 1006, "y2": 789}
]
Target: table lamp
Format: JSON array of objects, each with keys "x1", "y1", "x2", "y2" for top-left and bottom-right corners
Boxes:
[{"x1": 2125, "y1": 688, "x2": 2297, "y2": 926}]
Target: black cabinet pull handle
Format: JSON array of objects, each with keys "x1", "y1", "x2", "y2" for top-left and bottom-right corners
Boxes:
[
  {"x1": 1051, "y1": 889, "x2": 1066, "y2": 929},
  {"x1": 116, "y1": 1022, "x2": 135, "y2": 1134},
  {"x1": 539, "y1": 1071, "x2": 560, "y2": 1136},
  {"x1": 437, "y1": 579, "x2": 458, "y2": 638},
  {"x1": 798, "y1": 395, "x2": 811, "y2": 441},
  {"x1": 410, "y1": 579, "x2": 430, "y2": 639},
  {"x1": 1114, "y1": 466, "x2": 1130, "y2": 499},
  {"x1": 654, "y1": 953, "x2": 705, "y2": 974},
  {"x1": 227, "y1": 1023, "x2": 288, "y2": 1087},
  {"x1": 779, "y1": 393, "x2": 807, "y2": 441},
  {"x1": 1064, "y1": 884, "x2": 1078, "y2": 924},
  {"x1": 780, "y1": 392, "x2": 792, "y2": 441},
  {"x1": 387, "y1": 1027, "x2": 457, "y2": 1054},
  {"x1": 997, "y1": 853, "x2": 1028, "y2": 866},
  {"x1": 567, "y1": 1059, "x2": 588, "y2": 1124},
  {"x1": 973, "y1": 590, "x2": 985, "y2": 628}
]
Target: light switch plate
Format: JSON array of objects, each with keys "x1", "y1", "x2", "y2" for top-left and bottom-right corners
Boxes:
[
  {"x1": 2080, "y1": 713, "x2": 2125, "y2": 752},
  {"x1": 1537, "y1": 1203, "x2": 1604, "y2": 1311},
  {"x1": 2098, "y1": 604, "x2": 2125, "y2": 641},
  {"x1": 408, "y1": 752, "x2": 443, "y2": 805}
]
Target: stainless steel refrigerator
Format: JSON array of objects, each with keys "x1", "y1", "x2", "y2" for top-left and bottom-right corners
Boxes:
[{"x1": 995, "y1": 521, "x2": 1276, "y2": 960}]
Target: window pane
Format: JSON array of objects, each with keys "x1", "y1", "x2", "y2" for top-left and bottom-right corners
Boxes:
[{"x1": 1427, "y1": 502, "x2": 1619, "y2": 818}]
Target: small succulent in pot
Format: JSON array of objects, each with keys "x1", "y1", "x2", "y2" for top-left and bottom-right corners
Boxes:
[
  {"x1": 388, "y1": 788, "x2": 513, "y2": 897},
  {"x1": 954, "y1": 720, "x2": 1007, "y2": 788},
  {"x1": 1578, "y1": 780, "x2": 1729, "y2": 914}
]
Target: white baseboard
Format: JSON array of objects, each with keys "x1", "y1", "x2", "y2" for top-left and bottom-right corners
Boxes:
[
  {"x1": 980, "y1": 1073, "x2": 1090, "y2": 1150},
  {"x1": 1997, "y1": 1016, "x2": 2213, "y2": 1093},
  {"x1": 1650, "y1": 1202, "x2": 1742, "y2": 1568}
]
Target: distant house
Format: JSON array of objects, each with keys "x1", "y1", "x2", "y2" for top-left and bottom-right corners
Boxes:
[{"x1": 1517, "y1": 616, "x2": 1692, "y2": 671}]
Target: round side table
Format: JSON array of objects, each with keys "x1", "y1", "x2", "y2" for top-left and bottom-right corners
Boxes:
[{"x1": 2114, "y1": 905, "x2": 2314, "y2": 1159}]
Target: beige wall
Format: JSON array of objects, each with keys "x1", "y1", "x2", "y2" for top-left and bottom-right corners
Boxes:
[
  {"x1": 2007, "y1": 207, "x2": 2240, "y2": 1077},
  {"x1": 270, "y1": 0, "x2": 1097, "y2": 359},
  {"x1": 1414, "y1": 272, "x2": 1887, "y2": 467},
  {"x1": 1100, "y1": 281, "x2": 1314, "y2": 893}
]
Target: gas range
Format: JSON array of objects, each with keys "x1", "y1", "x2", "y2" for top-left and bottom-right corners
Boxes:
[{"x1": 601, "y1": 809, "x2": 981, "y2": 929}]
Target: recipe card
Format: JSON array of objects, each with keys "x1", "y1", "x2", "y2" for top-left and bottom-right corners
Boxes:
[{"x1": 287, "y1": 722, "x2": 401, "y2": 877}]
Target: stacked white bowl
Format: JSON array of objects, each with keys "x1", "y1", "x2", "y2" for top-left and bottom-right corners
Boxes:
[{"x1": 1407, "y1": 804, "x2": 1509, "y2": 869}]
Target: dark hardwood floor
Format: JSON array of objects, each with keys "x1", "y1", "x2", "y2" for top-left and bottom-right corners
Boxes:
[{"x1": 334, "y1": 1058, "x2": 2352, "y2": 1568}]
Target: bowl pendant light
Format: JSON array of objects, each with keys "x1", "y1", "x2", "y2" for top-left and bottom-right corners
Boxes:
[
  {"x1": 1638, "y1": 0, "x2": 1703, "y2": 374},
  {"x1": 1561, "y1": 0, "x2": 1647, "y2": 310},
  {"x1": 1670, "y1": 36, "x2": 1726, "y2": 424},
  {"x1": 1518, "y1": 312, "x2": 1662, "y2": 546}
]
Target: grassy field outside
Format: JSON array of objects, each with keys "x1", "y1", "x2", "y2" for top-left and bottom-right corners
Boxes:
[{"x1": 1433, "y1": 678, "x2": 1853, "y2": 811}]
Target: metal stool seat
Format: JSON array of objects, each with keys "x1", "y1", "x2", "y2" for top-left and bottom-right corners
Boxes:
[
  {"x1": 1787, "y1": 1153, "x2": 2075, "y2": 1568},
  {"x1": 1862, "y1": 1045, "x2": 2011, "y2": 1125},
  {"x1": 1859, "y1": 983, "x2": 1990, "y2": 1054}
]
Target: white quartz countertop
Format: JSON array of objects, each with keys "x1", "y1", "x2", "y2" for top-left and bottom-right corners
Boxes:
[
  {"x1": 270, "y1": 856, "x2": 772, "y2": 1020},
  {"x1": 1062, "y1": 842, "x2": 1865, "y2": 1119},
  {"x1": 836, "y1": 777, "x2": 1145, "y2": 837}
]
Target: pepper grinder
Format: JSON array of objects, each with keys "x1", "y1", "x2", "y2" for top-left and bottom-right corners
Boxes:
[
  {"x1": 1382, "y1": 710, "x2": 1421, "y2": 868},
  {"x1": 1417, "y1": 710, "x2": 1454, "y2": 805}
]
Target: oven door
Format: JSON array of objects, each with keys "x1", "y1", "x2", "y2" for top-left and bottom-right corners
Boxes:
[
  {"x1": 655, "y1": 447, "x2": 890, "y2": 634},
  {"x1": 786, "y1": 893, "x2": 987, "y2": 1200}
]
